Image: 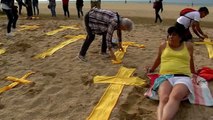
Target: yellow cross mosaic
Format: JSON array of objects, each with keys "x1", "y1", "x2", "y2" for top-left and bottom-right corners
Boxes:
[{"x1": 87, "y1": 66, "x2": 146, "y2": 120}]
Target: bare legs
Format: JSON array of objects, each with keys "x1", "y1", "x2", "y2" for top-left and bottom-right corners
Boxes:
[{"x1": 158, "y1": 81, "x2": 189, "y2": 120}]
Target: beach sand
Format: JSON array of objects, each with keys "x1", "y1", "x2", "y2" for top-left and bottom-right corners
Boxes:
[{"x1": 0, "y1": 2, "x2": 213, "y2": 120}]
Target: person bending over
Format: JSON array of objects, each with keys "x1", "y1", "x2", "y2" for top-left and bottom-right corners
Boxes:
[
  {"x1": 175, "y1": 7, "x2": 209, "y2": 41},
  {"x1": 78, "y1": 8, "x2": 134, "y2": 62}
]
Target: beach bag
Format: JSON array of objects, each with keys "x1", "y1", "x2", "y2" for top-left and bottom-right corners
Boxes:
[{"x1": 180, "y1": 8, "x2": 196, "y2": 16}]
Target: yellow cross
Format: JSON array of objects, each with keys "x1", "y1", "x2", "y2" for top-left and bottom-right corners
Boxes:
[
  {"x1": 0, "y1": 72, "x2": 35, "y2": 94},
  {"x1": 33, "y1": 35, "x2": 86, "y2": 59},
  {"x1": 45, "y1": 25, "x2": 79, "y2": 36},
  {"x1": 18, "y1": 25, "x2": 40, "y2": 31},
  {"x1": 87, "y1": 66, "x2": 146, "y2": 120}
]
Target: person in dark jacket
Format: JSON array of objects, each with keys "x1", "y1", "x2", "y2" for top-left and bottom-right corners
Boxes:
[
  {"x1": 1, "y1": 0, "x2": 19, "y2": 36},
  {"x1": 76, "y1": 0, "x2": 83, "y2": 18}
]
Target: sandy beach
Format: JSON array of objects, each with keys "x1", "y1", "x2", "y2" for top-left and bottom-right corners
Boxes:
[{"x1": 0, "y1": 1, "x2": 213, "y2": 120}]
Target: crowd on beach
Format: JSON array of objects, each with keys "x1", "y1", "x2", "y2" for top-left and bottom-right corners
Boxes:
[
  {"x1": 0, "y1": 0, "x2": 84, "y2": 36},
  {"x1": 0, "y1": 0, "x2": 212, "y2": 120}
]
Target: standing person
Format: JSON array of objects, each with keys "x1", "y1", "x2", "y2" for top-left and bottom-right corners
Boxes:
[
  {"x1": 48, "y1": 0, "x2": 56, "y2": 17},
  {"x1": 32, "y1": 0, "x2": 39, "y2": 16},
  {"x1": 62, "y1": 0, "x2": 69, "y2": 18},
  {"x1": 78, "y1": 8, "x2": 134, "y2": 62},
  {"x1": 153, "y1": 0, "x2": 163, "y2": 23},
  {"x1": 1, "y1": 0, "x2": 19, "y2": 37},
  {"x1": 148, "y1": 26, "x2": 195, "y2": 120},
  {"x1": 76, "y1": 0, "x2": 83, "y2": 18},
  {"x1": 25, "y1": 0, "x2": 33, "y2": 19},
  {"x1": 175, "y1": 7, "x2": 209, "y2": 41},
  {"x1": 16, "y1": 0, "x2": 25, "y2": 15}
]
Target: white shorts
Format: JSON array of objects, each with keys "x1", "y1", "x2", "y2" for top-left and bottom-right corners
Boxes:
[{"x1": 167, "y1": 76, "x2": 193, "y2": 93}]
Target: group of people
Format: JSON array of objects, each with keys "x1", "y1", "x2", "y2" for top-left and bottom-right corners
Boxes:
[
  {"x1": 0, "y1": 1, "x2": 211, "y2": 119},
  {"x1": 77, "y1": 4, "x2": 209, "y2": 120},
  {"x1": 16, "y1": 0, "x2": 39, "y2": 19},
  {"x1": 48, "y1": 0, "x2": 84, "y2": 18},
  {"x1": 0, "y1": 0, "x2": 39, "y2": 37}
]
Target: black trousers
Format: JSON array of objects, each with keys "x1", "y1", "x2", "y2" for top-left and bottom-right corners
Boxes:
[
  {"x1": 79, "y1": 13, "x2": 107, "y2": 56},
  {"x1": 33, "y1": 3, "x2": 39, "y2": 15},
  {"x1": 175, "y1": 22, "x2": 192, "y2": 41},
  {"x1": 76, "y1": 5, "x2": 83, "y2": 18},
  {"x1": 63, "y1": 5, "x2": 70, "y2": 17},
  {"x1": 155, "y1": 8, "x2": 162, "y2": 23},
  {"x1": 3, "y1": 9, "x2": 18, "y2": 33}
]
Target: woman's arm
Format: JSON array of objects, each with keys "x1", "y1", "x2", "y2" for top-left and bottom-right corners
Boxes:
[
  {"x1": 149, "y1": 41, "x2": 166, "y2": 72},
  {"x1": 186, "y1": 42, "x2": 196, "y2": 74}
]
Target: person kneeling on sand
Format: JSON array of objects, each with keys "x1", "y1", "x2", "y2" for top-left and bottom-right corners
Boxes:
[
  {"x1": 148, "y1": 26, "x2": 195, "y2": 120},
  {"x1": 175, "y1": 7, "x2": 209, "y2": 41},
  {"x1": 78, "y1": 7, "x2": 134, "y2": 62}
]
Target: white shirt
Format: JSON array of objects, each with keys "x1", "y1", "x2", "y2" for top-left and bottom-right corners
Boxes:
[
  {"x1": 177, "y1": 11, "x2": 201, "y2": 28},
  {"x1": 1, "y1": 3, "x2": 11, "y2": 10}
]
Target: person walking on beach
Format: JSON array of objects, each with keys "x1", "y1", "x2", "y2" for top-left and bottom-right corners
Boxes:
[
  {"x1": 16, "y1": 0, "x2": 25, "y2": 15},
  {"x1": 148, "y1": 26, "x2": 195, "y2": 120},
  {"x1": 32, "y1": 0, "x2": 39, "y2": 16},
  {"x1": 1, "y1": 0, "x2": 19, "y2": 37},
  {"x1": 76, "y1": 0, "x2": 84, "y2": 18},
  {"x1": 78, "y1": 8, "x2": 134, "y2": 62},
  {"x1": 153, "y1": 0, "x2": 163, "y2": 23},
  {"x1": 175, "y1": 7, "x2": 209, "y2": 41},
  {"x1": 62, "y1": 0, "x2": 70, "y2": 18},
  {"x1": 48, "y1": 0, "x2": 56, "y2": 17},
  {"x1": 25, "y1": 0, "x2": 33, "y2": 19}
]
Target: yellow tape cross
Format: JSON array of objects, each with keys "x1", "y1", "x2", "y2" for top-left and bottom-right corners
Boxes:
[
  {"x1": 18, "y1": 25, "x2": 40, "y2": 31},
  {"x1": 0, "y1": 72, "x2": 35, "y2": 94},
  {"x1": 87, "y1": 66, "x2": 146, "y2": 120},
  {"x1": 33, "y1": 35, "x2": 86, "y2": 59},
  {"x1": 204, "y1": 38, "x2": 213, "y2": 58},
  {"x1": 45, "y1": 25, "x2": 79, "y2": 36},
  {"x1": 112, "y1": 42, "x2": 145, "y2": 64}
]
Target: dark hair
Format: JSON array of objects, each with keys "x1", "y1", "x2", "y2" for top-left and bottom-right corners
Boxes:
[
  {"x1": 198, "y1": 7, "x2": 209, "y2": 15},
  {"x1": 167, "y1": 26, "x2": 184, "y2": 42}
]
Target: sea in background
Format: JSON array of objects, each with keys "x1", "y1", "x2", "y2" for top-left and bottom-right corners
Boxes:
[{"x1": 39, "y1": 0, "x2": 213, "y2": 6}]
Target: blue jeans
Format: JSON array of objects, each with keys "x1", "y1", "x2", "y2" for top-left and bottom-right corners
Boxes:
[{"x1": 50, "y1": 5, "x2": 56, "y2": 17}]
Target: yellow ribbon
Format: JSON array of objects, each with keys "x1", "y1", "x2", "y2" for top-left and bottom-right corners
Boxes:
[
  {"x1": 194, "y1": 41, "x2": 213, "y2": 45},
  {"x1": 45, "y1": 25, "x2": 79, "y2": 36},
  {"x1": 0, "y1": 72, "x2": 35, "y2": 94},
  {"x1": 204, "y1": 38, "x2": 213, "y2": 58},
  {"x1": 87, "y1": 66, "x2": 146, "y2": 120},
  {"x1": 0, "y1": 48, "x2": 6, "y2": 55},
  {"x1": 18, "y1": 25, "x2": 40, "y2": 31},
  {"x1": 33, "y1": 35, "x2": 86, "y2": 59},
  {"x1": 112, "y1": 42, "x2": 145, "y2": 64}
]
